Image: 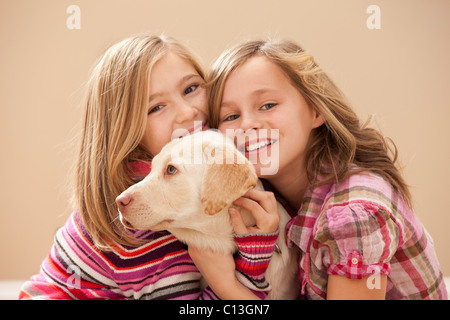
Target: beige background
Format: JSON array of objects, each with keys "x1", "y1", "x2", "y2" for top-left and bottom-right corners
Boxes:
[{"x1": 1, "y1": 0, "x2": 449, "y2": 281}]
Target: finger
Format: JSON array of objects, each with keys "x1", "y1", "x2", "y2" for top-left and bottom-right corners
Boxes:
[
  {"x1": 228, "y1": 207, "x2": 249, "y2": 235},
  {"x1": 238, "y1": 189, "x2": 277, "y2": 216},
  {"x1": 233, "y1": 194, "x2": 280, "y2": 234},
  {"x1": 232, "y1": 197, "x2": 265, "y2": 221}
]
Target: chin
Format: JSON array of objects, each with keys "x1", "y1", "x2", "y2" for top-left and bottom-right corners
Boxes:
[{"x1": 253, "y1": 159, "x2": 280, "y2": 177}]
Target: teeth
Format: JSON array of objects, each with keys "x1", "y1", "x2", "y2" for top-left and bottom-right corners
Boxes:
[{"x1": 246, "y1": 140, "x2": 273, "y2": 152}]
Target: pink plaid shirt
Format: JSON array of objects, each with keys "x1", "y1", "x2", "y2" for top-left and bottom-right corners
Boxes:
[{"x1": 285, "y1": 171, "x2": 447, "y2": 300}]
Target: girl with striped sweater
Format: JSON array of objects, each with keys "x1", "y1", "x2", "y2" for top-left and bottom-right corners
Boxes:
[{"x1": 19, "y1": 34, "x2": 279, "y2": 300}]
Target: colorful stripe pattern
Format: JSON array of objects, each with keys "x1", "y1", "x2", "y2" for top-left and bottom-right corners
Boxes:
[
  {"x1": 286, "y1": 171, "x2": 447, "y2": 300},
  {"x1": 234, "y1": 230, "x2": 279, "y2": 291},
  {"x1": 19, "y1": 212, "x2": 209, "y2": 299},
  {"x1": 19, "y1": 213, "x2": 278, "y2": 300},
  {"x1": 19, "y1": 210, "x2": 274, "y2": 300}
]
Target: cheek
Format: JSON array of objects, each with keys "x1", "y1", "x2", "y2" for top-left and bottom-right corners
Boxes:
[
  {"x1": 298, "y1": 110, "x2": 318, "y2": 139},
  {"x1": 195, "y1": 89, "x2": 208, "y2": 114},
  {"x1": 282, "y1": 103, "x2": 316, "y2": 136},
  {"x1": 218, "y1": 124, "x2": 235, "y2": 138},
  {"x1": 275, "y1": 109, "x2": 315, "y2": 159},
  {"x1": 141, "y1": 120, "x2": 170, "y2": 157}
]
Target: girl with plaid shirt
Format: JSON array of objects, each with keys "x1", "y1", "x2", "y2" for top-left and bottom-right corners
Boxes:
[{"x1": 199, "y1": 39, "x2": 447, "y2": 299}]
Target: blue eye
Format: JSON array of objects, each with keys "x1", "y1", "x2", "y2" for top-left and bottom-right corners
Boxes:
[
  {"x1": 148, "y1": 105, "x2": 164, "y2": 114},
  {"x1": 184, "y1": 84, "x2": 198, "y2": 95},
  {"x1": 261, "y1": 103, "x2": 276, "y2": 110},
  {"x1": 224, "y1": 114, "x2": 239, "y2": 122}
]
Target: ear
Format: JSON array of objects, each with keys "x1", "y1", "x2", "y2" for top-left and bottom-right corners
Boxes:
[
  {"x1": 312, "y1": 110, "x2": 325, "y2": 129},
  {"x1": 200, "y1": 142, "x2": 257, "y2": 216}
]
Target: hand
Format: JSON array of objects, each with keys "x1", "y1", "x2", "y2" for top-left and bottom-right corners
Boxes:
[
  {"x1": 188, "y1": 246, "x2": 260, "y2": 300},
  {"x1": 229, "y1": 189, "x2": 280, "y2": 235}
]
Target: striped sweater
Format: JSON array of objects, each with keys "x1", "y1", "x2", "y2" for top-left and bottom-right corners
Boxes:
[{"x1": 19, "y1": 211, "x2": 278, "y2": 299}]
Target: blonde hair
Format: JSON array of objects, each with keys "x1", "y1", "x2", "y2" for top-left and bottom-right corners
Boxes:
[
  {"x1": 73, "y1": 34, "x2": 205, "y2": 249},
  {"x1": 208, "y1": 39, "x2": 412, "y2": 207}
]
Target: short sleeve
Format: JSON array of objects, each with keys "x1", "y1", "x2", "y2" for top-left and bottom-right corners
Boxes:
[{"x1": 313, "y1": 202, "x2": 400, "y2": 279}]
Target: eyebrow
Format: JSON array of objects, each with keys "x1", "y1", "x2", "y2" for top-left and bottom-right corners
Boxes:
[
  {"x1": 250, "y1": 88, "x2": 278, "y2": 96},
  {"x1": 221, "y1": 88, "x2": 278, "y2": 108},
  {"x1": 148, "y1": 73, "x2": 202, "y2": 103}
]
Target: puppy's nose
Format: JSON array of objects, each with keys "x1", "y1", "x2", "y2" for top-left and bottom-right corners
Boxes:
[{"x1": 116, "y1": 193, "x2": 133, "y2": 213}]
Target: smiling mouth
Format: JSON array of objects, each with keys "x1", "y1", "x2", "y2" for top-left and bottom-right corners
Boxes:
[
  {"x1": 240, "y1": 139, "x2": 277, "y2": 153},
  {"x1": 246, "y1": 140, "x2": 274, "y2": 152}
]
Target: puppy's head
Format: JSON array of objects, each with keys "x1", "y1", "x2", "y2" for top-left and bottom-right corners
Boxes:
[{"x1": 116, "y1": 130, "x2": 257, "y2": 231}]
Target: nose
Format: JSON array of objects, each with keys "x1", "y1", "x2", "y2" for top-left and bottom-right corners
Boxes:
[
  {"x1": 116, "y1": 193, "x2": 133, "y2": 214},
  {"x1": 239, "y1": 113, "x2": 262, "y2": 133},
  {"x1": 175, "y1": 101, "x2": 199, "y2": 124}
]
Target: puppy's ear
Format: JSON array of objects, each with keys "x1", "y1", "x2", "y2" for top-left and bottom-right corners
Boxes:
[{"x1": 200, "y1": 142, "x2": 257, "y2": 216}]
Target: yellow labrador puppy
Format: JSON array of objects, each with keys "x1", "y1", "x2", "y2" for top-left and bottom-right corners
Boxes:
[{"x1": 116, "y1": 130, "x2": 299, "y2": 299}]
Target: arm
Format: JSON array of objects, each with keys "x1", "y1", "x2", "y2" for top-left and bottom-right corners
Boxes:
[
  {"x1": 19, "y1": 245, "x2": 125, "y2": 300},
  {"x1": 19, "y1": 218, "x2": 126, "y2": 300},
  {"x1": 188, "y1": 246, "x2": 261, "y2": 300},
  {"x1": 315, "y1": 202, "x2": 397, "y2": 301},
  {"x1": 327, "y1": 274, "x2": 387, "y2": 300}
]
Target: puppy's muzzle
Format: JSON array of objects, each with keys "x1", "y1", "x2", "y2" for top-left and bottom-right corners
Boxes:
[{"x1": 116, "y1": 193, "x2": 134, "y2": 229}]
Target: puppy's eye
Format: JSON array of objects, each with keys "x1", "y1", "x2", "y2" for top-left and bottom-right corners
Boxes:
[{"x1": 166, "y1": 165, "x2": 178, "y2": 175}]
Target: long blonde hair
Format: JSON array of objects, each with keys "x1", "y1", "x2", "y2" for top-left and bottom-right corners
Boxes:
[
  {"x1": 208, "y1": 39, "x2": 412, "y2": 207},
  {"x1": 73, "y1": 34, "x2": 205, "y2": 249}
]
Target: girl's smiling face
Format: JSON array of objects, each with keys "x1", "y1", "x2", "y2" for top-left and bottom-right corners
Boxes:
[
  {"x1": 141, "y1": 51, "x2": 208, "y2": 157},
  {"x1": 218, "y1": 55, "x2": 323, "y2": 178}
]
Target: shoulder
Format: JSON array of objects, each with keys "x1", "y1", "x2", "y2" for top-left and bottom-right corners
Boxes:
[
  {"x1": 55, "y1": 212, "x2": 117, "y2": 278},
  {"x1": 316, "y1": 170, "x2": 401, "y2": 234},
  {"x1": 312, "y1": 171, "x2": 402, "y2": 264},
  {"x1": 57, "y1": 211, "x2": 101, "y2": 255},
  {"x1": 324, "y1": 171, "x2": 396, "y2": 211}
]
